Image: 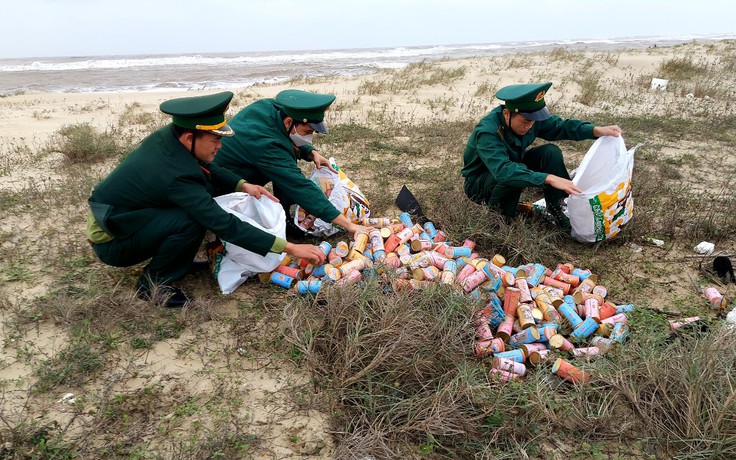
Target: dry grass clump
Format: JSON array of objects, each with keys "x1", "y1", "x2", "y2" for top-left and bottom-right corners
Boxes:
[{"x1": 47, "y1": 122, "x2": 129, "y2": 164}]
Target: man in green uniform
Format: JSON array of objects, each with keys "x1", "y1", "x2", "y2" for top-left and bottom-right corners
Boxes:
[
  {"x1": 462, "y1": 82, "x2": 623, "y2": 228},
  {"x1": 87, "y1": 92, "x2": 326, "y2": 308},
  {"x1": 214, "y1": 89, "x2": 370, "y2": 237}
]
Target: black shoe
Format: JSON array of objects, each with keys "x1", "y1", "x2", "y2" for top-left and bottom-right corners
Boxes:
[
  {"x1": 547, "y1": 203, "x2": 571, "y2": 231},
  {"x1": 137, "y1": 285, "x2": 191, "y2": 308}
]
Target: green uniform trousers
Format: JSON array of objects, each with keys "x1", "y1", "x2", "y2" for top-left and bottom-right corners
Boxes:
[
  {"x1": 464, "y1": 144, "x2": 570, "y2": 218},
  {"x1": 91, "y1": 208, "x2": 205, "y2": 289}
]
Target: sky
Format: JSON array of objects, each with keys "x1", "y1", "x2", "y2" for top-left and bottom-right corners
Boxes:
[{"x1": 1, "y1": 0, "x2": 734, "y2": 59}]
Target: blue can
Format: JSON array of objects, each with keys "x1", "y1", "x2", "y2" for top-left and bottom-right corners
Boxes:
[
  {"x1": 423, "y1": 221, "x2": 438, "y2": 239},
  {"x1": 610, "y1": 322, "x2": 631, "y2": 343},
  {"x1": 526, "y1": 263, "x2": 547, "y2": 287},
  {"x1": 399, "y1": 212, "x2": 414, "y2": 229},
  {"x1": 271, "y1": 272, "x2": 295, "y2": 289},
  {"x1": 296, "y1": 280, "x2": 322, "y2": 294},
  {"x1": 616, "y1": 304, "x2": 636, "y2": 314},
  {"x1": 443, "y1": 259, "x2": 458, "y2": 275},
  {"x1": 557, "y1": 301, "x2": 583, "y2": 329},
  {"x1": 571, "y1": 268, "x2": 595, "y2": 282},
  {"x1": 494, "y1": 349, "x2": 525, "y2": 363},
  {"x1": 488, "y1": 301, "x2": 506, "y2": 329},
  {"x1": 447, "y1": 246, "x2": 472, "y2": 259},
  {"x1": 570, "y1": 317, "x2": 599, "y2": 343},
  {"x1": 318, "y1": 241, "x2": 332, "y2": 255}
]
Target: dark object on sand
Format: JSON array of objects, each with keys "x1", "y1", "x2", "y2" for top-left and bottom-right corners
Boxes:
[
  {"x1": 713, "y1": 256, "x2": 735, "y2": 283},
  {"x1": 395, "y1": 185, "x2": 428, "y2": 224}
]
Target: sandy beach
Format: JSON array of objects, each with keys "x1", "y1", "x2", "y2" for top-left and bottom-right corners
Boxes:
[{"x1": 1, "y1": 40, "x2": 735, "y2": 458}]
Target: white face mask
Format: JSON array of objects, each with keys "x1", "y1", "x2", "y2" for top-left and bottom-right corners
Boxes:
[{"x1": 289, "y1": 131, "x2": 314, "y2": 147}]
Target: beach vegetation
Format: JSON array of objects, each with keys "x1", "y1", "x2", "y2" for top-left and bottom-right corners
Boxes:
[{"x1": 47, "y1": 122, "x2": 130, "y2": 164}]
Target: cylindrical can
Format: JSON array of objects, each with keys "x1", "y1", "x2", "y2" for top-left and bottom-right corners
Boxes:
[
  {"x1": 616, "y1": 304, "x2": 635, "y2": 314},
  {"x1": 369, "y1": 229, "x2": 385, "y2": 250},
  {"x1": 445, "y1": 246, "x2": 473, "y2": 259},
  {"x1": 396, "y1": 243, "x2": 411, "y2": 257},
  {"x1": 599, "y1": 301, "x2": 618, "y2": 320},
  {"x1": 516, "y1": 279, "x2": 533, "y2": 303},
  {"x1": 546, "y1": 289, "x2": 564, "y2": 307},
  {"x1": 570, "y1": 317, "x2": 599, "y2": 343},
  {"x1": 525, "y1": 263, "x2": 547, "y2": 287},
  {"x1": 384, "y1": 234, "x2": 401, "y2": 253},
  {"x1": 324, "y1": 265, "x2": 342, "y2": 281},
  {"x1": 410, "y1": 239, "x2": 433, "y2": 253},
  {"x1": 455, "y1": 262, "x2": 475, "y2": 284},
  {"x1": 509, "y1": 326, "x2": 540, "y2": 347},
  {"x1": 572, "y1": 346, "x2": 601, "y2": 358},
  {"x1": 548, "y1": 333, "x2": 574, "y2": 351},
  {"x1": 584, "y1": 298, "x2": 601, "y2": 322},
  {"x1": 276, "y1": 265, "x2": 302, "y2": 280},
  {"x1": 295, "y1": 280, "x2": 322, "y2": 294},
  {"x1": 462, "y1": 239, "x2": 477, "y2": 250},
  {"x1": 476, "y1": 322, "x2": 494, "y2": 341},
  {"x1": 493, "y1": 349, "x2": 525, "y2": 363},
  {"x1": 489, "y1": 368, "x2": 520, "y2": 382},
  {"x1": 503, "y1": 287, "x2": 521, "y2": 317},
  {"x1": 574, "y1": 277, "x2": 596, "y2": 295},
  {"x1": 592, "y1": 285, "x2": 608, "y2": 298},
  {"x1": 552, "y1": 358, "x2": 590, "y2": 384},
  {"x1": 491, "y1": 254, "x2": 506, "y2": 267},
  {"x1": 704, "y1": 287, "x2": 728, "y2": 310},
  {"x1": 543, "y1": 276, "x2": 571, "y2": 294},
  {"x1": 311, "y1": 263, "x2": 333, "y2": 279},
  {"x1": 440, "y1": 269, "x2": 456, "y2": 285},
  {"x1": 557, "y1": 301, "x2": 583, "y2": 329},
  {"x1": 517, "y1": 304, "x2": 535, "y2": 329},
  {"x1": 462, "y1": 269, "x2": 488, "y2": 293},
  {"x1": 270, "y1": 272, "x2": 295, "y2": 289},
  {"x1": 496, "y1": 315, "x2": 515, "y2": 343},
  {"x1": 601, "y1": 312, "x2": 628, "y2": 326},
  {"x1": 571, "y1": 268, "x2": 597, "y2": 283},
  {"x1": 520, "y1": 342, "x2": 548, "y2": 357},
  {"x1": 434, "y1": 230, "x2": 448, "y2": 242},
  {"x1": 398, "y1": 212, "x2": 413, "y2": 229},
  {"x1": 422, "y1": 221, "x2": 438, "y2": 239},
  {"x1": 591, "y1": 336, "x2": 615, "y2": 353},
  {"x1": 339, "y1": 258, "x2": 366, "y2": 276},
  {"x1": 555, "y1": 271, "x2": 580, "y2": 287},
  {"x1": 413, "y1": 266, "x2": 439, "y2": 281},
  {"x1": 332, "y1": 241, "x2": 348, "y2": 258},
  {"x1": 492, "y1": 356, "x2": 527, "y2": 376},
  {"x1": 396, "y1": 227, "x2": 414, "y2": 245},
  {"x1": 383, "y1": 252, "x2": 401, "y2": 268},
  {"x1": 318, "y1": 241, "x2": 332, "y2": 256},
  {"x1": 353, "y1": 231, "x2": 369, "y2": 253},
  {"x1": 475, "y1": 338, "x2": 505, "y2": 357},
  {"x1": 429, "y1": 251, "x2": 449, "y2": 270},
  {"x1": 528, "y1": 349, "x2": 555, "y2": 366},
  {"x1": 668, "y1": 316, "x2": 702, "y2": 331},
  {"x1": 538, "y1": 324, "x2": 559, "y2": 341},
  {"x1": 335, "y1": 269, "x2": 363, "y2": 287},
  {"x1": 609, "y1": 322, "x2": 630, "y2": 343}
]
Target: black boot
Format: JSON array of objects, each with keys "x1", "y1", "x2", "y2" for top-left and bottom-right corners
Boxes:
[{"x1": 136, "y1": 284, "x2": 191, "y2": 308}]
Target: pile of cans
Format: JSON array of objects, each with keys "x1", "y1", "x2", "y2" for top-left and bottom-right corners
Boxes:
[{"x1": 261, "y1": 212, "x2": 634, "y2": 384}]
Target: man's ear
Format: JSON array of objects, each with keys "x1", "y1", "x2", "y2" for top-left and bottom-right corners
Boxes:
[
  {"x1": 283, "y1": 116, "x2": 294, "y2": 132},
  {"x1": 179, "y1": 131, "x2": 194, "y2": 150}
]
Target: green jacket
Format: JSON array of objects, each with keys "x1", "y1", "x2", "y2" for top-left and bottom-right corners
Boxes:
[
  {"x1": 461, "y1": 106, "x2": 596, "y2": 188},
  {"x1": 88, "y1": 125, "x2": 282, "y2": 256},
  {"x1": 214, "y1": 99, "x2": 341, "y2": 222}
]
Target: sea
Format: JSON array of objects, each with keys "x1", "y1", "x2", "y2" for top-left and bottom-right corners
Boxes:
[{"x1": 1, "y1": 34, "x2": 733, "y2": 95}]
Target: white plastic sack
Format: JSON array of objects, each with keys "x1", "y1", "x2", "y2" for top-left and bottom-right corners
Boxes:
[
  {"x1": 568, "y1": 136, "x2": 639, "y2": 243},
  {"x1": 212, "y1": 193, "x2": 286, "y2": 294},
  {"x1": 294, "y1": 157, "x2": 370, "y2": 237}
]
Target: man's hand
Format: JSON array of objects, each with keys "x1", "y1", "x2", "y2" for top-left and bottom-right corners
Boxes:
[
  {"x1": 284, "y1": 242, "x2": 326, "y2": 265},
  {"x1": 242, "y1": 183, "x2": 279, "y2": 202},
  {"x1": 593, "y1": 125, "x2": 624, "y2": 137},
  {"x1": 331, "y1": 214, "x2": 371, "y2": 234},
  {"x1": 311, "y1": 151, "x2": 338, "y2": 173},
  {"x1": 545, "y1": 174, "x2": 582, "y2": 195}
]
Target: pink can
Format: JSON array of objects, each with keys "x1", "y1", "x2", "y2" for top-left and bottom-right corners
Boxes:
[
  {"x1": 476, "y1": 322, "x2": 494, "y2": 341},
  {"x1": 496, "y1": 315, "x2": 515, "y2": 343},
  {"x1": 462, "y1": 269, "x2": 489, "y2": 293},
  {"x1": 492, "y1": 356, "x2": 527, "y2": 376},
  {"x1": 489, "y1": 368, "x2": 520, "y2": 382}
]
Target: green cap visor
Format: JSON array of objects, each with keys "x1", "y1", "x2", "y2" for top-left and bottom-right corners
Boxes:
[{"x1": 160, "y1": 91, "x2": 235, "y2": 137}]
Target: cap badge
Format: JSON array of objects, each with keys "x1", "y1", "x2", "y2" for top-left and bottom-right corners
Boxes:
[{"x1": 534, "y1": 91, "x2": 546, "y2": 102}]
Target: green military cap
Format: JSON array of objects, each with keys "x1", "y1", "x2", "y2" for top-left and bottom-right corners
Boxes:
[
  {"x1": 160, "y1": 91, "x2": 234, "y2": 137},
  {"x1": 274, "y1": 89, "x2": 336, "y2": 133},
  {"x1": 496, "y1": 82, "x2": 553, "y2": 121}
]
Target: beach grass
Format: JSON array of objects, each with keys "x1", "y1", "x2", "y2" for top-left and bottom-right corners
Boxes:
[{"x1": 1, "y1": 40, "x2": 736, "y2": 459}]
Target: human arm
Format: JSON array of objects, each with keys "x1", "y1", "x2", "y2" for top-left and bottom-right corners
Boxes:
[
  {"x1": 473, "y1": 131, "x2": 549, "y2": 188},
  {"x1": 284, "y1": 242, "x2": 326, "y2": 265},
  {"x1": 592, "y1": 125, "x2": 623, "y2": 137},
  {"x1": 544, "y1": 174, "x2": 582, "y2": 195},
  {"x1": 331, "y1": 213, "x2": 372, "y2": 234}
]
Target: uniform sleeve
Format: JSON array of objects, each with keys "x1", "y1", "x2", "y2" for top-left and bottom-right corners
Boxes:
[
  {"x1": 255, "y1": 142, "x2": 340, "y2": 222},
  {"x1": 298, "y1": 144, "x2": 316, "y2": 161},
  {"x1": 207, "y1": 162, "x2": 244, "y2": 195},
  {"x1": 536, "y1": 115, "x2": 595, "y2": 142},
  {"x1": 475, "y1": 131, "x2": 548, "y2": 188},
  {"x1": 167, "y1": 176, "x2": 277, "y2": 256}
]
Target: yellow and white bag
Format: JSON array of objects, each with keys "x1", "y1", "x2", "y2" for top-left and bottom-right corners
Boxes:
[
  {"x1": 294, "y1": 157, "x2": 370, "y2": 237},
  {"x1": 568, "y1": 136, "x2": 639, "y2": 243}
]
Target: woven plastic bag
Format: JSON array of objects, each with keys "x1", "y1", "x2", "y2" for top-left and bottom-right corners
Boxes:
[
  {"x1": 568, "y1": 136, "x2": 638, "y2": 243},
  {"x1": 294, "y1": 157, "x2": 370, "y2": 237},
  {"x1": 211, "y1": 193, "x2": 286, "y2": 294}
]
